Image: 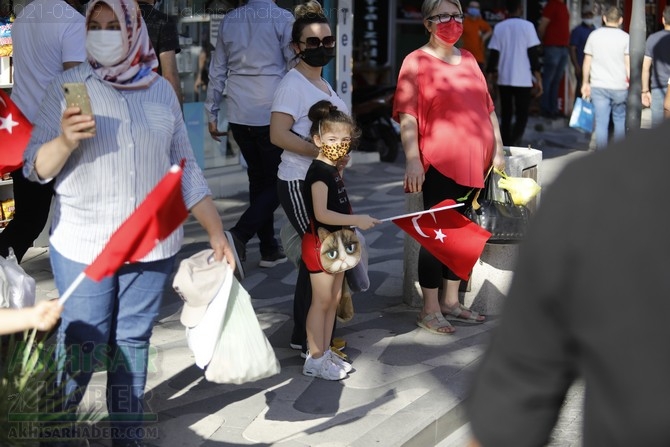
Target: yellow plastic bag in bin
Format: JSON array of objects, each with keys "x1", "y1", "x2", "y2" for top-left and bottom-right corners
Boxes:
[{"x1": 494, "y1": 168, "x2": 541, "y2": 206}]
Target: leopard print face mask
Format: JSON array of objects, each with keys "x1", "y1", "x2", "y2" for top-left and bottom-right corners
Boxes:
[{"x1": 320, "y1": 142, "x2": 351, "y2": 162}]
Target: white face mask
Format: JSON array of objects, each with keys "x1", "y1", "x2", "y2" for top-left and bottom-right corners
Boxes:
[
  {"x1": 583, "y1": 18, "x2": 594, "y2": 26},
  {"x1": 86, "y1": 30, "x2": 125, "y2": 67}
]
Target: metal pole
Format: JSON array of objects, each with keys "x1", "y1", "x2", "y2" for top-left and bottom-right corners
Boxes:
[{"x1": 626, "y1": 0, "x2": 646, "y2": 131}]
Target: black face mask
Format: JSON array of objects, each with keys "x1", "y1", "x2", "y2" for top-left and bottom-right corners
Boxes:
[{"x1": 300, "y1": 47, "x2": 335, "y2": 67}]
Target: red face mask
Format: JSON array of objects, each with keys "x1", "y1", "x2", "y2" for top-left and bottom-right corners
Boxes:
[{"x1": 435, "y1": 21, "x2": 463, "y2": 45}]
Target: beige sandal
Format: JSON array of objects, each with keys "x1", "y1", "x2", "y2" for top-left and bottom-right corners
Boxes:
[
  {"x1": 416, "y1": 312, "x2": 455, "y2": 335},
  {"x1": 443, "y1": 303, "x2": 485, "y2": 324}
]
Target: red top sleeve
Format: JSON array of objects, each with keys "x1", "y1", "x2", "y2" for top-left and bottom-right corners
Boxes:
[{"x1": 393, "y1": 50, "x2": 495, "y2": 188}]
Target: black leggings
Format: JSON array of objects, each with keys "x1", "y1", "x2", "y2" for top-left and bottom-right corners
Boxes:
[
  {"x1": 277, "y1": 178, "x2": 337, "y2": 350},
  {"x1": 418, "y1": 166, "x2": 472, "y2": 288}
]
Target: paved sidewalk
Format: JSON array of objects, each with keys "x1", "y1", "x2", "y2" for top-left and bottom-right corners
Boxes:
[{"x1": 20, "y1": 117, "x2": 593, "y2": 446}]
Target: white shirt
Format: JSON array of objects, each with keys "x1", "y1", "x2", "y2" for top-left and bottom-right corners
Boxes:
[
  {"x1": 584, "y1": 27, "x2": 630, "y2": 90},
  {"x1": 204, "y1": 0, "x2": 294, "y2": 126},
  {"x1": 10, "y1": 0, "x2": 86, "y2": 123},
  {"x1": 272, "y1": 69, "x2": 348, "y2": 181},
  {"x1": 488, "y1": 18, "x2": 540, "y2": 87},
  {"x1": 23, "y1": 63, "x2": 211, "y2": 264}
]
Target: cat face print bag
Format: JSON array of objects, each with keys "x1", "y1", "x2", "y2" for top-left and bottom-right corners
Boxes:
[{"x1": 302, "y1": 223, "x2": 361, "y2": 274}]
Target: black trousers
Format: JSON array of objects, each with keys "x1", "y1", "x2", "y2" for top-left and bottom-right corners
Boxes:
[
  {"x1": 228, "y1": 123, "x2": 282, "y2": 256},
  {"x1": 278, "y1": 180, "x2": 337, "y2": 350},
  {"x1": 498, "y1": 85, "x2": 532, "y2": 146},
  {"x1": 0, "y1": 168, "x2": 53, "y2": 263},
  {"x1": 418, "y1": 166, "x2": 471, "y2": 287}
]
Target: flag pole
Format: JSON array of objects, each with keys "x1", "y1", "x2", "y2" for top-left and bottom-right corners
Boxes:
[
  {"x1": 58, "y1": 272, "x2": 87, "y2": 305},
  {"x1": 379, "y1": 202, "x2": 464, "y2": 223}
]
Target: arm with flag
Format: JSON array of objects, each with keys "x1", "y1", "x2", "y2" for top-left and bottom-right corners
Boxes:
[{"x1": 58, "y1": 162, "x2": 236, "y2": 304}]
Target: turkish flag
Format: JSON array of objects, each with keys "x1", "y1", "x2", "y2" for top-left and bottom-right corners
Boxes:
[
  {"x1": 392, "y1": 199, "x2": 491, "y2": 280},
  {"x1": 84, "y1": 162, "x2": 189, "y2": 281},
  {"x1": 0, "y1": 89, "x2": 32, "y2": 175}
]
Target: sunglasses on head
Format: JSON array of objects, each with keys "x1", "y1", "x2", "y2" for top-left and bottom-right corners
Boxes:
[{"x1": 300, "y1": 36, "x2": 336, "y2": 49}]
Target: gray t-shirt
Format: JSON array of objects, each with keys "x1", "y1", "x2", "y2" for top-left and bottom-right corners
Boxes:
[{"x1": 644, "y1": 29, "x2": 670, "y2": 90}]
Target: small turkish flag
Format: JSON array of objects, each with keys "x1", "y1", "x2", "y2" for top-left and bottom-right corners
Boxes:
[
  {"x1": 392, "y1": 199, "x2": 491, "y2": 280},
  {"x1": 84, "y1": 162, "x2": 189, "y2": 281},
  {"x1": 0, "y1": 89, "x2": 32, "y2": 175}
]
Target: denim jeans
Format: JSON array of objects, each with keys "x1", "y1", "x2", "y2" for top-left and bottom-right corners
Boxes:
[
  {"x1": 541, "y1": 46, "x2": 569, "y2": 116},
  {"x1": 50, "y1": 246, "x2": 174, "y2": 443},
  {"x1": 229, "y1": 123, "x2": 282, "y2": 256},
  {"x1": 651, "y1": 86, "x2": 668, "y2": 128},
  {"x1": 590, "y1": 87, "x2": 627, "y2": 151}
]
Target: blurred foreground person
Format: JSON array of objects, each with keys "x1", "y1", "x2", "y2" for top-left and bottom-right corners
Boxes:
[{"x1": 467, "y1": 123, "x2": 670, "y2": 446}]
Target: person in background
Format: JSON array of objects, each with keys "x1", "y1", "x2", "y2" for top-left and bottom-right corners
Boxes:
[
  {"x1": 137, "y1": 0, "x2": 183, "y2": 106},
  {"x1": 569, "y1": 4, "x2": 596, "y2": 100},
  {"x1": 393, "y1": 0, "x2": 504, "y2": 335},
  {"x1": 461, "y1": 1, "x2": 492, "y2": 72},
  {"x1": 23, "y1": 0, "x2": 235, "y2": 444},
  {"x1": 642, "y1": 6, "x2": 670, "y2": 128},
  {"x1": 205, "y1": 0, "x2": 293, "y2": 279},
  {"x1": 270, "y1": 0, "x2": 349, "y2": 360},
  {"x1": 467, "y1": 118, "x2": 670, "y2": 447},
  {"x1": 581, "y1": 6, "x2": 629, "y2": 151},
  {"x1": 194, "y1": 36, "x2": 213, "y2": 100},
  {"x1": 0, "y1": 0, "x2": 86, "y2": 263},
  {"x1": 301, "y1": 100, "x2": 379, "y2": 381},
  {"x1": 486, "y1": 0, "x2": 542, "y2": 146},
  {"x1": 537, "y1": 0, "x2": 570, "y2": 119}
]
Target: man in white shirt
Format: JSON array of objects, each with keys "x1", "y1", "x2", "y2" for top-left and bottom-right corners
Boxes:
[
  {"x1": 0, "y1": 0, "x2": 86, "y2": 262},
  {"x1": 204, "y1": 0, "x2": 294, "y2": 278},
  {"x1": 486, "y1": 0, "x2": 542, "y2": 146},
  {"x1": 581, "y1": 6, "x2": 630, "y2": 150}
]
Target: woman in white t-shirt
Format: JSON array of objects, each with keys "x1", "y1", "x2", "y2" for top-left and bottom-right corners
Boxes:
[
  {"x1": 270, "y1": 0, "x2": 348, "y2": 360},
  {"x1": 270, "y1": 1, "x2": 347, "y2": 237}
]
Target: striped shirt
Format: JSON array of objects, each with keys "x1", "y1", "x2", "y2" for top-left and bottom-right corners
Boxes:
[{"x1": 23, "y1": 63, "x2": 211, "y2": 265}]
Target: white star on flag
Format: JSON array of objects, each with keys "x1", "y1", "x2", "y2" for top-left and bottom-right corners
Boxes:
[
  {"x1": 0, "y1": 113, "x2": 19, "y2": 134},
  {"x1": 434, "y1": 228, "x2": 446, "y2": 242}
]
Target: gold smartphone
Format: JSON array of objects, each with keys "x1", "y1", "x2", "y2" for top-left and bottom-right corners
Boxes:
[{"x1": 62, "y1": 82, "x2": 95, "y2": 134}]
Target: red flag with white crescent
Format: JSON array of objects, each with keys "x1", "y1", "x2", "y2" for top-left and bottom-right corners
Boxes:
[
  {"x1": 392, "y1": 199, "x2": 491, "y2": 280},
  {"x1": 0, "y1": 89, "x2": 32, "y2": 175}
]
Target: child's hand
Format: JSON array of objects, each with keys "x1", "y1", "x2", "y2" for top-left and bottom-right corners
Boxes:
[
  {"x1": 356, "y1": 215, "x2": 381, "y2": 230},
  {"x1": 30, "y1": 300, "x2": 62, "y2": 332}
]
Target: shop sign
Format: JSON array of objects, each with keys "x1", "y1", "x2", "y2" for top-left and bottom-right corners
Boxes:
[
  {"x1": 354, "y1": 0, "x2": 389, "y2": 66},
  {"x1": 336, "y1": 0, "x2": 353, "y2": 110}
]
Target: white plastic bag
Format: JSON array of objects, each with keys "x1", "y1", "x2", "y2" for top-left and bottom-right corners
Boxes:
[
  {"x1": 185, "y1": 263, "x2": 233, "y2": 369},
  {"x1": 205, "y1": 277, "x2": 280, "y2": 384},
  {"x1": 0, "y1": 248, "x2": 36, "y2": 309}
]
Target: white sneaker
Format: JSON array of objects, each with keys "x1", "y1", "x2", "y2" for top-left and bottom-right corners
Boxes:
[
  {"x1": 302, "y1": 353, "x2": 323, "y2": 378},
  {"x1": 327, "y1": 349, "x2": 353, "y2": 373},
  {"x1": 302, "y1": 353, "x2": 346, "y2": 380},
  {"x1": 319, "y1": 355, "x2": 347, "y2": 380}
]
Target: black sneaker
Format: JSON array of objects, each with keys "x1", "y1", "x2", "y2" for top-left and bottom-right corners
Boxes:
[
  {"x1": 259, "y1": 247, "x2": 288, "y2": 268},
  {"x1": 224, "y1": 230, "x2": 246, "y2": 279}
]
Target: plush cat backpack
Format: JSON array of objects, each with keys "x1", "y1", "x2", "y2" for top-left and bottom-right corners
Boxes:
[{"x1": 302, "y1": 223, "x2": 361, "y2": 274}]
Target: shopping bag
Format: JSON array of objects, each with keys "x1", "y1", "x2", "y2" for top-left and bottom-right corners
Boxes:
[
  {"x1": 495, "y1": 168, "x2": 541, "y2": 206},
  {"x1": 569, "y1": 97, "x2": 594, "y2": 133},
  {"x1": 183, "y1": 262, "x2": 233, "y2": 369},
  {"x1": 204, "y1": 276, "x2": 280, "y2": 384},
  {"x1": 0, "y1": 248, "x2": 36, "y2": 309}
]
